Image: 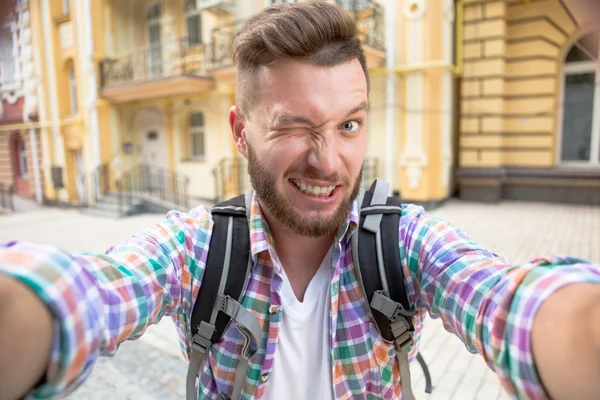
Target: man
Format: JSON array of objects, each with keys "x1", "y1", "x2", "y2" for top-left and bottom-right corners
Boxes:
[{"x1": 1, "y1": 2, "x2": 600, "y2": 400}]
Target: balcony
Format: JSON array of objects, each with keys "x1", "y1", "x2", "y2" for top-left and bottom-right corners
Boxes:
[
  {"x1": 99, "y1": 37, "x2": 213, "y2": 103},
  {"x1": 99, "y1": 20, "x2": 242, "y2": 103},
  {"x1": 276, "y1": 0, "x2": 385, "y2": 68},
  {"x1": 336, "y1": 0, "x2": 385, "y2": 68}
]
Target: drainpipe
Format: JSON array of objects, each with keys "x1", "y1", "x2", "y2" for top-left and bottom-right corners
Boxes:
[
  {"x1": 384, "y1": 0, "x2": 395, "y2": 194},
  {"x1": 28, "y1": 128, "x2": 43, "y2": 204}
]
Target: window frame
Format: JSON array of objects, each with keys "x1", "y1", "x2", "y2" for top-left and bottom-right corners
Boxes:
[
  {"x1": 189, "y1": 111, "x2": 206, "y2": 161},
  {"x1": 185, "y1": 1, "x2": 203, "y2": 46},
  {"x1": 16, "y1": 135, "x2": 28, "y2": 179},
  {"x1": 557, "y1": 31, "x2": 600, "y2": 166},
  {"x1": 62, "y1": 0, "x2": 70, "y2": 15},
  {"x1": 68, "y1": 64, "x2": 78, "y2": 115}
]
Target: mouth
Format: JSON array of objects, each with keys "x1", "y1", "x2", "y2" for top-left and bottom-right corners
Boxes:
[{"x1": 289, "y1": 178, "x2": 337, "y2": 198}]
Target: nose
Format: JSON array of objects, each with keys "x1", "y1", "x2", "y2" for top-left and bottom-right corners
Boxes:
[{"x1": 306, "y1": 132, "x2": 341, "y2": 179}]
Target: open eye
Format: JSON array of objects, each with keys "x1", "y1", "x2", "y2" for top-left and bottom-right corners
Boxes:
[{"x1": 341, "y1": 120, "x2": 360, "y2": 132}]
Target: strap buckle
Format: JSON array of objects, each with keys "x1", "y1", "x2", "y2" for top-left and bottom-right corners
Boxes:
[{"x1": 371, "y1": 290, "x2": 417, "y2": 323}]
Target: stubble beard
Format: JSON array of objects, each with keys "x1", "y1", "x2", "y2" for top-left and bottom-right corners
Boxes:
[{"x1": 246, "y1": 144, "x2": 362, "y2": 237}]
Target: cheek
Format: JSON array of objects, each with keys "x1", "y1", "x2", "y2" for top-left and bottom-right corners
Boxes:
[{"x1": 342, "y1": 135, "x2": 367, "y2": 176}]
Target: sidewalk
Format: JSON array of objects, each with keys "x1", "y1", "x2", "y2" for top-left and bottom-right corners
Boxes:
[{"x1": 0, "y1": 199, "x2": 597, "y2": 399}]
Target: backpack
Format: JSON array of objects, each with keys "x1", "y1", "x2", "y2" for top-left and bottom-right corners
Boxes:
[{"x1": 185, "y1": 179, "x2": 433, "y2": 400}]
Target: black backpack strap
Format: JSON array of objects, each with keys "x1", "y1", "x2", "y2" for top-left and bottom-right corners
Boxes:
[
  {"x1": 186, "y1": 194, "x2": 261, "y2": 400},
  {"x1": 353, "y1": 179, "x2": 418, "y2": 400}
]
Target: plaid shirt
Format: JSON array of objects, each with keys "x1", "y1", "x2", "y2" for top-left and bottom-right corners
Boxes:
[{"x1": 1, "y1": 193, "x2": 599, "y2": 400}]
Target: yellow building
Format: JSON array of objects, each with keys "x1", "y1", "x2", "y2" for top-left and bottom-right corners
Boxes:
[
  {"x1": 457, "y1": 0, "x2": 600, "y2": 204},
  {"x1": 19, "y1": 0, "x2": 600, "y2": 214}
]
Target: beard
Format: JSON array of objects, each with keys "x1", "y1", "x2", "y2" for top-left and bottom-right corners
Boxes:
[{"x1": 247, "y1": 144, "x2": 362, "y2": 238}]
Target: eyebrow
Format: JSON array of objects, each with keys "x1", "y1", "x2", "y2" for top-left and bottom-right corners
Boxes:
[{"x1": 271, "y1": 101, "x2": 368, "y2": 128}]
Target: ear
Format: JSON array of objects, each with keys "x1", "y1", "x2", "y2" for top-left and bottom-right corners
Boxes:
[{"x1": 229, "y1": 106, "x2": 248, "y2": 159}]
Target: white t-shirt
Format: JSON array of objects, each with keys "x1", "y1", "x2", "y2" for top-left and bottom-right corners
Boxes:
[{"x1": 263, "y1": 247, "x2": 335, "y2": 400}]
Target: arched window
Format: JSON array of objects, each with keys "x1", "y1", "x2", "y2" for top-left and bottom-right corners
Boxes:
[
  {"x1": 558, "y1": 31, "x2": 600, "y2": 164},
  {"x1": 185, "y1": 0, "x2": 202, "y2": 46},
  {"x1": 189, "y1": 112, "x2": 205, "y2": 160}
]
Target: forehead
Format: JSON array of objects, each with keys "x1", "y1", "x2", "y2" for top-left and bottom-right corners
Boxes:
[{"x1": 252, "y1": 59, "x2": 368, "y2": 122}]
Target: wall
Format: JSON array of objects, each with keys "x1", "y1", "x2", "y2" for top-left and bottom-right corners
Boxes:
[
  {"x1": 174, "y1": 93, "x2": 236, "y2": 200},
  {"x1": 459, "y1": 0, "x2": 582, "y2": 169},
  {"x1": 0, "y1": 130, "x2": 43, "y2": 199}
]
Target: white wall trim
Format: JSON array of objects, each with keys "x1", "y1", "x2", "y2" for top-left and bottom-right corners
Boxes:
[{"x1": 399, "y1": 1, "x2": 427, "y2": 190}]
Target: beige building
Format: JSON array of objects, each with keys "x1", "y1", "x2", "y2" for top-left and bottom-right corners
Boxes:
[{"x1": 7, "y1": 0, "x2": 598, "y2": 215}]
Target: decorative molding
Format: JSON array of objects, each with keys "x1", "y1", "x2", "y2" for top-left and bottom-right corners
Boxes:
[
  {"x1": 20, "y1": 2, "x2": 38, "y2": 120},
  {"x1": 2, "y1": 88, "x2": 23, "y2": 104},
  {"x1": 403, "y1": 0, "x2": 426, "y2": 21}
]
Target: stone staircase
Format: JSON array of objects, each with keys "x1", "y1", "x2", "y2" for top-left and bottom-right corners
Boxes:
[{"x1": 82, "y1": 192, "x2": 144, "y2": 219}]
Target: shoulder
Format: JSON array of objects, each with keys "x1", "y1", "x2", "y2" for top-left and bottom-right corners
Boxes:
[{"x1": 126, "y1": 205, "x2": 215, "y2": 251}]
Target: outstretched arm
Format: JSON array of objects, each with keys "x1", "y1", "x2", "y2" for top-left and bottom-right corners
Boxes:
[
  {"x1": 0, "y1": 207, "x2": 212, "y2": 399},
  {"x1": 398, "y1": 204, "x2": 600, "y2": 400}
]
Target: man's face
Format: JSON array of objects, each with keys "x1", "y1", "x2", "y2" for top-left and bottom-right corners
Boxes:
[{"x1": 232, "y1": 59, "x2": 368, "y2": 237}]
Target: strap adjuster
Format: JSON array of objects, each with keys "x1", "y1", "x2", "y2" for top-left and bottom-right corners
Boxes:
[
  {"x1": 191, "y1": 321, "x2": 216, "y2": 354},
  {"x1": 391, "y1": 319, "x2": 414, "y2": 352}
]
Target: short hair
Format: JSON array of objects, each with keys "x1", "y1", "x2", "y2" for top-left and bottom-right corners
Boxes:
[{"x1": 232, "y1": 1, "x2": 370, "y2": 116}]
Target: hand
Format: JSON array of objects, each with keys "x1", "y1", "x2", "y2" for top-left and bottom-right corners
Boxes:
[{"x1": 0, "y1": 274, "x2": 54, "y2": 400}]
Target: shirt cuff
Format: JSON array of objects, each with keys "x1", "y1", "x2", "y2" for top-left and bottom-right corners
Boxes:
[{"x1": 504, "y1": 255, "x2": 600, "y2": 400}]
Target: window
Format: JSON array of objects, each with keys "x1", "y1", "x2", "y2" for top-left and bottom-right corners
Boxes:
[
  {"x1": 12, "y1": 134, "x2": 28, "y2": 179},
  {"x1": 68, "y1": 64, "x2": 78, "y2": 114},
  {"x1": 189, "y1": 112, "x2": 205, "y2": 160},
  {"x1": 185, "y1": 0, "x2": 202, "y2": 46},
  {"x1": 147, "y1": 3, "x2": 162, "y2": 76},
  {"x1": 559, "y1": 31, "x2": 600, "y2": 165},
  {"x1": 63, "y1": 0, "x2": 70, "y2": 15},
  {"x1": 0, "y1": 26, "x2": 15, "y2": 84}
]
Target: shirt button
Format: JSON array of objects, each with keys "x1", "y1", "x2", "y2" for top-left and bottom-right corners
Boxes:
[
  {"x1": 260, "y1": 373, "x2": 269, "y2": 383},
  {"x1": 268, "y1": 305, "x2": 279, "y2": 314}
]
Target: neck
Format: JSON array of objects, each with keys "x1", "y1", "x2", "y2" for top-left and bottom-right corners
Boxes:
[{"x1": 260, "y1": 204, "x2": 335, "y2": 301}]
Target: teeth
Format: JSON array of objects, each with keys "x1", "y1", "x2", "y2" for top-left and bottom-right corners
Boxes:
[{"x1": 291, "y1": 179, "x2": 335, "y2": 197}]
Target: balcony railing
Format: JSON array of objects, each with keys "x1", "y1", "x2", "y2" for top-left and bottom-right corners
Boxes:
[
  {"x1": 100, "y1": 37, "x2": 207, "y2": 88},
  {"x1": 336, "y1": 0, "x2": 385, "y2": 50},
  {"x1": 271, "y1": 0, "x2": 385, "y2": 50},
  {"x1": 207, "y1": 20, "x2": 242, "y2": 70}
]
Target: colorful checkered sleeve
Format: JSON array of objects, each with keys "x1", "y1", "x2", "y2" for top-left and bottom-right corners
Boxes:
[
  {"x1": 400, "y1": 205, "x2": 600, "y2": 400},
  {"x1": 0, "y1": 206, "x2": 213, "y2": 399}
]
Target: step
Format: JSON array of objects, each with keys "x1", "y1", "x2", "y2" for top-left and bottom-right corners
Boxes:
[
  {"x1": 93, "y1": 199, "x2": 143, "y2": 212},
  {"x1": 97, "y1": 193, "x2": 144, "y2": 205},
  {"x1": 82, "y1": 207, "x2": 122, "y2": 219}
]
